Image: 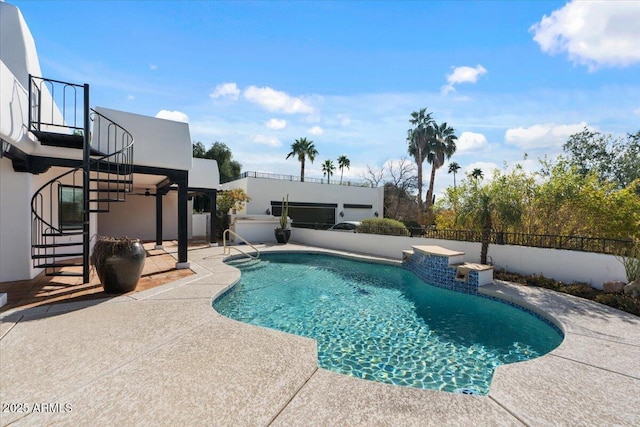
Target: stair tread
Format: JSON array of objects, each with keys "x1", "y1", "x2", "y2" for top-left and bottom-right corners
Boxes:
[
  {"x1": 90, "y1": 178, "x2": 133, "y2": 183},
  {"x1": 42, "y1": 231, "x2": 85, "y2": 237},
  {"x1": 33, "y1": 252, "x2": 84, "y2": 259},
  {"x1": 36, "y1": 262, "x2": 84, "y2": 268},
  {"x1": 33, "y1": 242, "x2": 82, "y2": 248},
  {"x1": 46, "y1": 271, "x2": 83, "y2": 277},
  {"x1": 89, "y1": 198, "x2": 125, "y2": 202}
]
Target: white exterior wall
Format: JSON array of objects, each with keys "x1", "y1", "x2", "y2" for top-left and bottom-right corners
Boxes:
[
  {"x1": 192, "y1": 213, "x2": 209, "y2": 238},
  {"x1": 229, "y1": 215, "x2": 288, "y2": 244},
  {"x1": 0, "y1": 157, "x2": 33, "y2": 281},
  {"x1": 222, "y1": 177, "x2": 384, "y2": 222},
  {"x1": 97, "y1": 193, "x2": 192, "y2": 241},
  {"x1": 189, "y1": 158, "x2": 220, "y2": 189},
  {"x1": 94, "y1": 107, "x2": 192, "y2": 171},
  {"x1": 290, "y1": 229, "x2": 627, "y2": 288},
  {"x1": 0, "y1": 162, "x2": 98, "y2": 282}
]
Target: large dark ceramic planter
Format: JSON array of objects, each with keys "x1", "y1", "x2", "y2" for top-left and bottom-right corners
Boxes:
[
  {"x1": 92, "y1": 239, "x2": 146, "y2": 294},
  {"x1": 274, "y1": 228, "x2": 291, "y2": 244}
]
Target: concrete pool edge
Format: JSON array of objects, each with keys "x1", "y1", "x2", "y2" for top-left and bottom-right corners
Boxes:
[
  {"x1": 218, "y1": 245, "x2": 640, "y2": 425},
  {"x1": 1, "y1": 243, "x2": 638, "y2": 426}
]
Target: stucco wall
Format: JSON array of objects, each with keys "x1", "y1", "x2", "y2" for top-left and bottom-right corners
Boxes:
[
  {"x1": 0, "y1": 157, "x2": 33, "y2": 282},
  {"x1": 290, "y1": 228, "x2": 627, "y2": 288},
  {"x1": 93, "y1": 107, "x2": 192, "y2": 172},
  {"x1": 0, "y1": 162, "x2": 98, "y2": 282},
  {"x1": 222, "y1": 177, "x2": 384, "y2": 222},
  {"x1": 97, "y1": 192, "x2": 192, "y2": 241}
]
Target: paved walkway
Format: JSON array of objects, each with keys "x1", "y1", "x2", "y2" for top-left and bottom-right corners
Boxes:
[{"x1": 1, "y1": 244, "x2": 639, "y2": 426}]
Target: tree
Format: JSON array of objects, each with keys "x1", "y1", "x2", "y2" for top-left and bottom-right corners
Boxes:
[
  {"x1": 192, "y1": 141, "x2": 242, "y2": 212},
  {"x1": 192, "y1": 141, "x2": 206, "y2": 158},
  {"x1": 425, "y1": 121, "x2": 457, "y2": 212},
  {"x1": 563, "y1": 128, "x2": 640, "y2": 189},
  {"x1": 470, "y1": 168, "x2": 483, "y2": 184},
  {"x1": 192, "y1": 141, "x2": 241, "y2": 182},
  {"x1": 407, "y1": 108, "x2": 434, "y2": 222},
  {"x1": 456, "y1": 186, "x2": 494, "y2": 264},
  {"x1": 383, "y1": 158, "x2": 418, "y2": 221},
  {"x1": 216, "y1": 188, "x2": 251, "y2": 237},
  {"x1": 322, "y1": 159, "x2": 335, "y2": 184},
  {"x1": 360, "y1": 163, "x2": 385, "y2": 188},
  {"x1": 286, "y1": 137, "x2": 318, "y2": 182},
  {"x1": 337, "y1": 155, "x2": 350, "y2": 185},
  {"x1": 448, "y1": 162, "x2": 461, "y2": 189}
]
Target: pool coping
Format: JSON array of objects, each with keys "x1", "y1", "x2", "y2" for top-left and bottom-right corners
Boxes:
[{"x1": 1, "y1": 243, "x2": 639, "y2": 426}]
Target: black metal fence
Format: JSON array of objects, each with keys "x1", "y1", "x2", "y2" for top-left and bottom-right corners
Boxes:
[
  {"x1": 292, "y1": 222, "x2": 633, "y2": 255},
  {"x1": 222, "y1": 171, "x2": 373, "y2": 187}
]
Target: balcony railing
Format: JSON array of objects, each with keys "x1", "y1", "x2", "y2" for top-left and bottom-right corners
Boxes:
[{"x1": 222, "y1": 171, "x2": 374, "y2": 188}]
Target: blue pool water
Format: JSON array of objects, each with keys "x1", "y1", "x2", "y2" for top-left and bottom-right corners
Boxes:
[{"x1": 213, "y1": 253, "x2": 563, "y2": 395}]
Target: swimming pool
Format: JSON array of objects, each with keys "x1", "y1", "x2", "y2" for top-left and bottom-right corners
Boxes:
[{"x1": 214, "y1": 252, "x2": 563, "y2": 395}]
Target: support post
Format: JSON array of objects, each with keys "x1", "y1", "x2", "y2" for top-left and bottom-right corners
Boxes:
[
  {"x1": 82, "y1": 83, "x2": 90, "y2": 283},
  {"x1": 176, "y1": 172, "x2": 189, "y2": 269},
  {"x1": 155, "y1": 191, "x2": 163, "y2": 250},
  {"x1": 209, "y1": 189, "x2": 217, "y2": 246}
]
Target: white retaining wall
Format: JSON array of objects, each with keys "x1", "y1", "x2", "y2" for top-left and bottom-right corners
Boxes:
[
  {"x1": 289, "y1": 228, "x2": 627, "y2": 289},
  {"x1": 192, "y1": 213, "x2": 209, "y2": 238}
]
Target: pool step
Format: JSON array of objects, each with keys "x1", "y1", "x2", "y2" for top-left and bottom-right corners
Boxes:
[{"x1": 227, "y1": 258, "x2": 267, "y2": 271}]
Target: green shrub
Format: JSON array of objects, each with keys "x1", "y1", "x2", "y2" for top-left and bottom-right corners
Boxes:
[
  {"x1": 562, "y1": 283, "x2": 600, "y2": 299},
  {"x1": 594, "y1": 294, "x2": 640, "y2": 316},
  {"x1": 616, "y1": 239, "x2": 640, "y2": 282},
  {"x1": 358, "y1": 218, "x2": 410, "y2": 236}
]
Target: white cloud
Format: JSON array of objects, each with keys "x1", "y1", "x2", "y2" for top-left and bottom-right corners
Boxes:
[
  {"x1": 337, "y1": 114, "x2": 351, "y2": 126},
  {"x1": 149, "y1": 64, "x2": 158, "y2": 70},
  {"x1": 530, "y1": 1, "x2": 640, "y2": 70},
  {"x1": 252, "y1": 135, "x2": 281, "y2": 148},
  {"x1": 127, "y1": 95, "x2": 135, "y2": 100},
  {"x1": 308, "y1": 126, "x2": 323, "y2": 135},
  {"x1": 265, "y1": 118, "x2": 287, "y2": 130},
  {"x1": 243, "y1": 85, "x2": 315, "y2": 114},
  {"x1": 210, "y1": 82, "x2": 241, "y2": 100},
  {"x1": 155, "y1": 110, "x2": 189, "y2": 123},
  {"x1": 505, "y1": 122, "x2": 588, "y2": 150},
  {"x1": 457, "y1": 131, "x2": 488, "y2": 153},
  {"x1": 442, "y1": 65, "x2": 487, "y2": 94}
]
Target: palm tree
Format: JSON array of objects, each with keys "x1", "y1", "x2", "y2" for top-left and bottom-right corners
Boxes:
[
  {"x1": 456, "y1": 187, "x2": 494, "y2": 264},
  {"x1": 448, "y1": 161, "x2": 461, "y2": 189},
  {"x1": 470, "y1": 168, "x2": 484, "y2": 185},
  {"x1": 407, "y1": 108, "x2": 434, "y2": 222},
  {"x1": 286, "y1": 137, "x2": 318, "y2": 182},
  {"x1": 337, "y1": 155, "x2": 350, "y2": 185},
  {"x1": 425, "y1": 121, "x2": 457, "y2": 210},
  {"x1": 322, "y1": 159, "x2": 335, "y2": 184}
]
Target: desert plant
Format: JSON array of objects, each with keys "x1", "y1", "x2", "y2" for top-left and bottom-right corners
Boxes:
[
  {"x1": 616, "y1": 239, "x2": 640, "y2": 282},
  {"x1": 358, "y1": 218, "x2": 409, "y2": 236},
  {"x1": 279, "y1": 195, "x2": 289, "y2": 230}
]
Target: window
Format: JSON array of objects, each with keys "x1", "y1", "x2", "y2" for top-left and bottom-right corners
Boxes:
[{"x1": 59, "y1": 186, "x2": 83, "y2": 230}]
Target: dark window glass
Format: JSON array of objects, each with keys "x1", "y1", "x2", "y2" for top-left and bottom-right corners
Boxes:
[{"x1": 59, "y1": 186, "x2": 83, "y2": 230}]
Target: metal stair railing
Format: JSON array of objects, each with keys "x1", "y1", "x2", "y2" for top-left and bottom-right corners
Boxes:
[
  {"x1": 222, "y1": 229, "x2": 260, "y2": 260},
  {"x1": 29, "y1": 76, "x2": 134, "y2": 281}
]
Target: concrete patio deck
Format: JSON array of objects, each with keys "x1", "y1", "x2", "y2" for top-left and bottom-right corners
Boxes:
[{"x1": 1, "y1": 243, "x2": 639, "y2": 426}]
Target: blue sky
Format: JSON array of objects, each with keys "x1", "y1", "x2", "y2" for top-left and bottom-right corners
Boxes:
[{"x1": 13, "y1": 0, "x2": 640, "y2": 196}]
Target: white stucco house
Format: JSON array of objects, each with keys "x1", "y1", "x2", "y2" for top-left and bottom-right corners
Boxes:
[
  {"x1": 219, "y1": 172, "x2": 384, "y2": 243},
  {"x1": 0, "y1": 1, "x2": 219, "y2": 286}
]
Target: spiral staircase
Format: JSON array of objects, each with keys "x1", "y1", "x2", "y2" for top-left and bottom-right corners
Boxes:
[{"x1": 29, "y1": 75, "x2": 134, "y2": 282}]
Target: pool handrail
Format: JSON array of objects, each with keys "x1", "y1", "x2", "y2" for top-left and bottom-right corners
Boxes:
[{"x1": 222, "y1": 229, "x2": 260, "y2": 260}]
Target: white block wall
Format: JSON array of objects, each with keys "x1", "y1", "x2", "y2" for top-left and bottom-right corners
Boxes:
[{"x1": 289, "y1": 228, "x2": 627, "y2": 289}]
